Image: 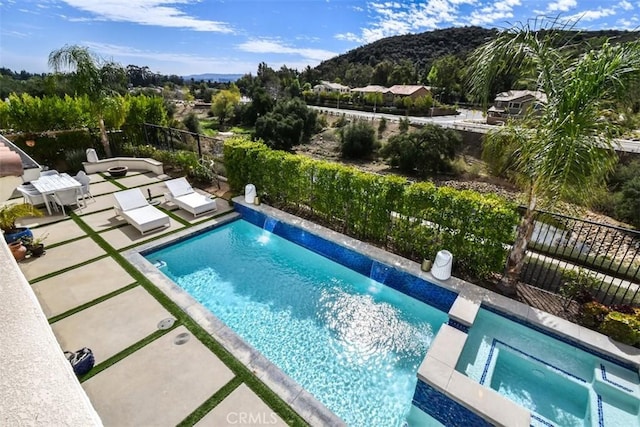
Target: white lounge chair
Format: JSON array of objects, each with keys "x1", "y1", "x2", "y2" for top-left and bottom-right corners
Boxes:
[
  {"x1": 113, "y1": 188, "x2": 170, "y2": 235},
  {"x1": 164, "y1": 177, "x2": 217, "y2": 218}
]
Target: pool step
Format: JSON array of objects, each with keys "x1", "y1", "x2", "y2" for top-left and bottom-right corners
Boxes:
[
  {"x1": 594, "y1": 362, "x2": 640, "y2": 396},
  {"x1": 152, "y1": 260, "x2": 167, "y2": 269}
]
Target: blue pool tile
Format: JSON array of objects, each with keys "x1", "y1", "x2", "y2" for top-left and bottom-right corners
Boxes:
[{"x1": 412, "y1": 380, "x2": 493, "y2": 427}]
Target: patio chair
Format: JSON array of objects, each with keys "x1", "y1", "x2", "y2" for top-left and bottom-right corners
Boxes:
[
  {"x1": 113, "y1": 188, "x2": 170, "y2": 235},
  {"x1": 164, "y1": 177, "x2": 217, "y2": 218},
  {"x1": 40, "y1": 169, "x2": 59, "y2": 176},
  {"x1": 74, "y1": 171, "x2": 94, "y2": 204},
  {"x1": 52, "y1": 188, "x2": 82, "y2": 216},
  {"x1": 16, "y1": 184, "x2": 46, "y2": 207}
]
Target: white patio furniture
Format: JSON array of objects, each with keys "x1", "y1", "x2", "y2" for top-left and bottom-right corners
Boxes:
[
  {"x1": 74, "y1": 171, "x2": 94, "y2": 204},
  {"x1": 113, "y1": 188, "x2": 170, "y2": 235},
  {"x1": 52, "y1": 187, "x2": 83, "y2": 216},
  {"x1": 40, "y1": 169, "x2": 59, "y2": 176},
  {"x1": 31, "y1": 173, "x2": 82, "y2": 215},
  {"x1": 16, "y1": 184, "x2": 46, "y2": 207},
  {"x1": 164, "y1": 177, "x2": 217, "y2": 218}
]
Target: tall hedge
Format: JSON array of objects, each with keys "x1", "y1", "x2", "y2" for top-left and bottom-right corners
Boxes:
[{"x1": 224, "y1": 138, "x2": 519, "y2": 278}]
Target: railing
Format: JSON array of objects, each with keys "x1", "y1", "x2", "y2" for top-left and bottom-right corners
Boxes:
[
  {"x1": 140, "y1": 123, "x2": 225, "y2": 159},
  {"x1": 519, "y1": 209, "x2": 640, "y2": 306}
]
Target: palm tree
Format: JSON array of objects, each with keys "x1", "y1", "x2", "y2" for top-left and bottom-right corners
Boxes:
[
  {"x1": 48, "y1": 45, "x2": 126, "y2": 157},
  {"x1": 467, "y1": 17, "x2": 640, "y2": 296}
]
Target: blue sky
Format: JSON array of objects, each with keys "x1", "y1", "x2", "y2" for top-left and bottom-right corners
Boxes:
[{"x1": 1, "y1": 1, "x2": 637, "y2": 76}]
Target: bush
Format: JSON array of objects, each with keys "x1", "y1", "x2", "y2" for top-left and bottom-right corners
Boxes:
[
  {"x1": 380, "y1": 124, "x2": 461, "y2": 176},
  {"x1": 223, "y1": 138, "x2": 520, "y2": 278},
  {"x1": 254, "y1": 98, "x2": 317, "y2": 151},
  {"x1": 182, "y1": 113, "x2": 202, "y2": 134},
  {"x1": 614, "y1": 176, "x2": 640, "y2": 228},
  {"x1": 399, "y1": 117, "x2": 410, "y2": 132},
  {"x1": 578, "y1": 301, "x2": 610, "y2": 329},
  {"x1": 378, "y1": 117, "x2": 387, "y2": 133},
  {"x1": 340, "y1": 120, "x2": 377, "y2": 159},
  {"x1": 598, "y1": 311, "x2": 640, "y2": 346}
]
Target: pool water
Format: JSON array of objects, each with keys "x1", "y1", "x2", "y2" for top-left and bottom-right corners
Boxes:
[
  {"x1": 147, "y1": 219, "x2": 448, "y2": 426},
  {"x1": 457, "y1": 309, "x2": 640, "y2": 427}
]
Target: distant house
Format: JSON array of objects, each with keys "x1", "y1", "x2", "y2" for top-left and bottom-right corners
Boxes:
[
  {"x1": 351, "y1": 85, "x2": 393, "y2": 104},
  {"x1": 312, "y1": 81, "x2": 351, "y2": 95},
  {"x1": 486, "y1": 90, "x2": 547, "y2": 125},
  {"x1": 388, "y1": 85, "x2": 432, "y2": 100}
]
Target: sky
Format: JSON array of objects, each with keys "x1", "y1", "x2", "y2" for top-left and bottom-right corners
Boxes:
[{"x1": 0, "y1": 0, "x2": 638, "y2": 77}]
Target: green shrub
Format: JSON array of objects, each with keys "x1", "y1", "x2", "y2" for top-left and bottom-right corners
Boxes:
[
  {"x1": 399, "y1": 117, "x2": 410, "y2": 132},
  {"x1": 340, "y1": 120, "x2": 377, "y2": 159},
  {"x1": 378, "y1": 117, "x2": 387, "y2": 133},
  {"x1": 598, "y1": 311, "x2": 640, "y2": 346},
  {"x1": 380, "y1": 124, "x2": 462, "y2": 176},
  {"x1": 578, "y1": 301, "x2": 610, "y2": 329},
  {"x1": 223, "y1": 138, "x2": 519, "y2": 278},
  {"x1": 614, "y1": 176, "x2": 640, "y2": 228},
  {"x1": 182, "y1": 113, "x2": 202, "y2": 134}
]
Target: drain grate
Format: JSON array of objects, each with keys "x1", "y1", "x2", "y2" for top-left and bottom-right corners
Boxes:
[
  {"x1": 174, "y1": 332, "x2": 190, "y2": 345},
  {"x1": 157, "y1": 318, "x2": 175, "y2": 330}
]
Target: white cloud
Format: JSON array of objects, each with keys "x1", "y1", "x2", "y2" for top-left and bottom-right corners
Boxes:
[
  {"x1": 619, "y1": 1, "x2": 634, "y2": 11},
  {"x1": 564, "y1": 7, "x2": 617, "y2": 23},
  {"x1": 83, "y1": 41, "x2": 253, "y2": 74},
  {"x1": 547, "y1": 0, "x2": 577, "y2": 13},
  {"x1": 237, "y1": 39, "x2": 337, "y2": 62},
  {"x1": 60, "y1": 0, "x2": 233, "y2": 33},
  {"x1": 336, "y1": 0, "x2": 537, "y2": 44}
]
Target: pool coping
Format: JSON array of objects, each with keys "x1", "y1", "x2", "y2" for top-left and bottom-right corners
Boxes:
[{"x1": 125, "y1": 197, "x2": 640, "y2": 426}]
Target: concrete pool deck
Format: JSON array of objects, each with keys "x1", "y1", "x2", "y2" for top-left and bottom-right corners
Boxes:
[
  {"x1": 7, "y1": 171, "x2": 290, "y2": 426},
  {"x1": 5, "y1": 170, "x2": 640, "y2": 426}
]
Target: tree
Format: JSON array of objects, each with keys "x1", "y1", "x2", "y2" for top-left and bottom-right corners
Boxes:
[
  {"x1": 427, "y1": 55, "x2": 465, "y2": 103},
  {"x1": 211, "y1": 84, "x2": 241, "y2": 128},
  {"x1": 340, "y1": 120, "x2": 377, "y2": 159},
  {"x1": 48, "y1": 45, "x2": 126, "y2": 157},
  {"x1": 467, "y1": 17, "x2": 640, "y2": 295},
  {"x1": 380, "y1": 124, "x2": 461, "y2": 175},
  {"x1": 254, "y1": 98, "x2": 317, "y2": 150}
]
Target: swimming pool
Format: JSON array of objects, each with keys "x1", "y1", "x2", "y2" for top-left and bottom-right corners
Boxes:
[
  {"x1": 457, "y1": 308, "x2": 640, "y2": 426},
  {"x1": 146, "y1": 219, "x2": 449, "y2": 426}
]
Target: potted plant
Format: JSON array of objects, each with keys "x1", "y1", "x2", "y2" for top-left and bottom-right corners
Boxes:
[
  {"x1": 0, "y1": 203, "x2": 43, "y2": 243},
  {"x1": 22, "y1": 233, "x2": 48, "y2": 257}
]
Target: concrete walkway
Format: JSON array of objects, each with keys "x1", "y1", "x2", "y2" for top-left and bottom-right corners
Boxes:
[{"x1": 12, "y1": 171, "x2": 293, "y2": 427}]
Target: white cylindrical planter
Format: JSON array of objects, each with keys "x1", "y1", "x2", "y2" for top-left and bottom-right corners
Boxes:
[
  {"x1": 244, "y1": 184, "x2": 256, "y2": 204},
  {"x1": 431, "y1": 250, "x2": 453, "y2": 280}
]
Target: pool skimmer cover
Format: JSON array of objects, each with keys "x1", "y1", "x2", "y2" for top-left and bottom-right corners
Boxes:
[
  {"x1": 174, "y1": 332, "x2": 190, "y2": 345},
  {"x1": 157, "y1": 318, "x2": 175, "y2": 330}
]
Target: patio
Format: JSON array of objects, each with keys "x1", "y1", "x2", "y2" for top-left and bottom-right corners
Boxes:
[{"x1": 8, "y1": 170, "x2": 297, "y2": 426}]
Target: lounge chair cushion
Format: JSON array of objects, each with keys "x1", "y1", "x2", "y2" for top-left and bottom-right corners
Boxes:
[
  {"x1": 121, "y1": 206, "x2": 169, "y2": 234},
  {"x1": 165, "y1": 177, "x2": 193, "y2": 197},
  {"x1": 174, "y1": 193, "x2": 216, "y2": 211},
  {"x1": 114, "y1": 188, "x2": 149, "y2": 211}
]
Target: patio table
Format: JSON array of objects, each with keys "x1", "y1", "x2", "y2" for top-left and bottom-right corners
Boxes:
[{"x1": 31, "y1": 173, "x2": 81, "y2": 215}]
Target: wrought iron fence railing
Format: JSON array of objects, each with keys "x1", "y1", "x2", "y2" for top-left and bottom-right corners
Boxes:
[{"x1": 519, "y1": 209, "x2": 640, "y2": 306}]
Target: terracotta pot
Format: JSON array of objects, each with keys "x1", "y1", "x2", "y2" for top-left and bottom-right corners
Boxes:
[{"x1": 9, "y1": 241, "x2": 27, "y2": 261}]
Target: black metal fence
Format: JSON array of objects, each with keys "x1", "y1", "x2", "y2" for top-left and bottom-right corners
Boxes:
[
  {"x1": 140, "y1": 123, "x2": 225, "y2": 158},
  {"x1": 520, "y1": 209, "x2": 640, "y2": 306}
]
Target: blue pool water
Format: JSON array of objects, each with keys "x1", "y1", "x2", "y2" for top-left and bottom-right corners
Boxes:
[
  {"x1": 457, "y1": 309, "x2": 640, "y2": 427},
  {"x1": 147, "y1": 219, "x2": 448, "y2": 426}
]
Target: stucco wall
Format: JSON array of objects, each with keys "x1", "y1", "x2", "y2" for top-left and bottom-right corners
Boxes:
[{"x1": 0, "y1": 242, "x2": 102, "y2": 426}]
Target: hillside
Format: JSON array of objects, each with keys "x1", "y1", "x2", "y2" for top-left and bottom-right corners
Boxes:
[{"x1": 314, "y1": 26, "x2": 640, "y2": 81}]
